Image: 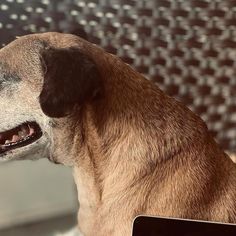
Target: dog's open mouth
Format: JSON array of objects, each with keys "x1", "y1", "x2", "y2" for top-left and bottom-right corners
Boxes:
[{"x1": 0, "y1": 122, "x2": 42, "y2": 154}]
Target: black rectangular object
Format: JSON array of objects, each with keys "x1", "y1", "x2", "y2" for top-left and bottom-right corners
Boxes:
[{"x1": 132, "y1": 216, "x2": 236, "y2": 236}]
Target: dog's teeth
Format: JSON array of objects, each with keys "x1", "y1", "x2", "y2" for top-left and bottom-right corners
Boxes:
[
  {"x1": 29, "y1": 127, "x2": 34, "y2": 135},
  {"x1": 5, "y1": 140, "x2": 10, "y2": 144}
]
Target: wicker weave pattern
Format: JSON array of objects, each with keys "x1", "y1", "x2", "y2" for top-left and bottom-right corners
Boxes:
[{"x1": 0, "y1": 0, "x2": 236, "y2": 152}]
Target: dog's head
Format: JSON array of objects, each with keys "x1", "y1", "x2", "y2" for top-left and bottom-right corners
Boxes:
[{"x1": 0, "y1": 32, "x2": 103, "y2": 164}]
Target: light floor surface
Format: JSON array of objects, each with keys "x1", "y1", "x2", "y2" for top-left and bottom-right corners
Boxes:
[{"x1": 0, "y1": 214, "x2": 77, "y2": 236}]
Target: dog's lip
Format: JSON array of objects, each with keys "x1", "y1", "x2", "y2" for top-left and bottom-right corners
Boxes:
[{"x1": 0, "y1": 121, "x2": 42, "y2": 155}]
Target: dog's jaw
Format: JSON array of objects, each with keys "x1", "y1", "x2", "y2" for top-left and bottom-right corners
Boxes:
[
  {"x1": 0, "y1": 124, "x2": 51, "y2": 162},
  {"x1": 0, "y1": 107, "x2": 52, "y2": 162}
]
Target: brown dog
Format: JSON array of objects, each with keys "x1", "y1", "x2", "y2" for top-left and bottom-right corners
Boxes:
[{"x1": 0, "y1": 32, "x2": 236, "y2": 236}]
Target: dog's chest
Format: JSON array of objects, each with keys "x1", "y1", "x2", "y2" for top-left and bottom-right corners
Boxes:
[{"x1": 54, "y1": 227, "x2": 82, "y2": 236}]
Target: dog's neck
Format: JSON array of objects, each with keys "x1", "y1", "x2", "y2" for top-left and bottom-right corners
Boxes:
[
  {"x1": 72, "y1": 63, "x2": 213, "y2": 235},
  {"x1": 64, "y1": 50, "x2": 211, "y2": 235},
  {"x1": 72, "y1": 103, "x2": 162, "y2": 235}
]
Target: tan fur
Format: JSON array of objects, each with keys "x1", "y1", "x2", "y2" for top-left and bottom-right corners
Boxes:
[
  {"x1": 0, "y1": 32, "x2": 236, "y2": 236},
  {"x1": 228, "y1": 153, "x2": 236, "y2": 163}
]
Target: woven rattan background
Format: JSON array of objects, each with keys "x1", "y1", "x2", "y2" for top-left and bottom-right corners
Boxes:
[{"x1": 0, "y1": 0, "x2": 236, "y2": 152}]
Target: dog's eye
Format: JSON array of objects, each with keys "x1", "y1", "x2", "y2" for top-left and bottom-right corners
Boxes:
[
  {"x1": 0, "y1": 76, "x2": 20, "y2": 92},
  {"x1": 0, "y1": 73, "x2": 20, "y2": 91},
  {"x1": 0, "y1": 81, "x2": 10, "y2": 92}
]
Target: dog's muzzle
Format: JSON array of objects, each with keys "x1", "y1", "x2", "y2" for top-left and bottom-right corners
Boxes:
[{"x1": 0, "y1": 121, "x2": 42, "y2": 155}]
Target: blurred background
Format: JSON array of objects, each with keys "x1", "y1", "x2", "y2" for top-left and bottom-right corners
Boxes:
[{"x1": 0, "y1": 0, "x2": 236, "y2": 235}]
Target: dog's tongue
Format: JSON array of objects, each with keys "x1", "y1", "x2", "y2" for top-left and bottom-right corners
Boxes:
[{"x1": 11, "y1": 135, "x2": 20, "y2": 143}]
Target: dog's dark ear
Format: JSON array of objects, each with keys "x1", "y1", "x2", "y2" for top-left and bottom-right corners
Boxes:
[
  {"x1": 58, "y1": 27, "x2": 88, "y2": 40},
  {"x1": 39, "y1": 47, "x2": 101, "y2": 118}
]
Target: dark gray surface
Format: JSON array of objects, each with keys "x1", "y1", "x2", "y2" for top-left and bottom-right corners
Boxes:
[{"x1": 0, "y1": 214, "x2": 77, "y2": 236}]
